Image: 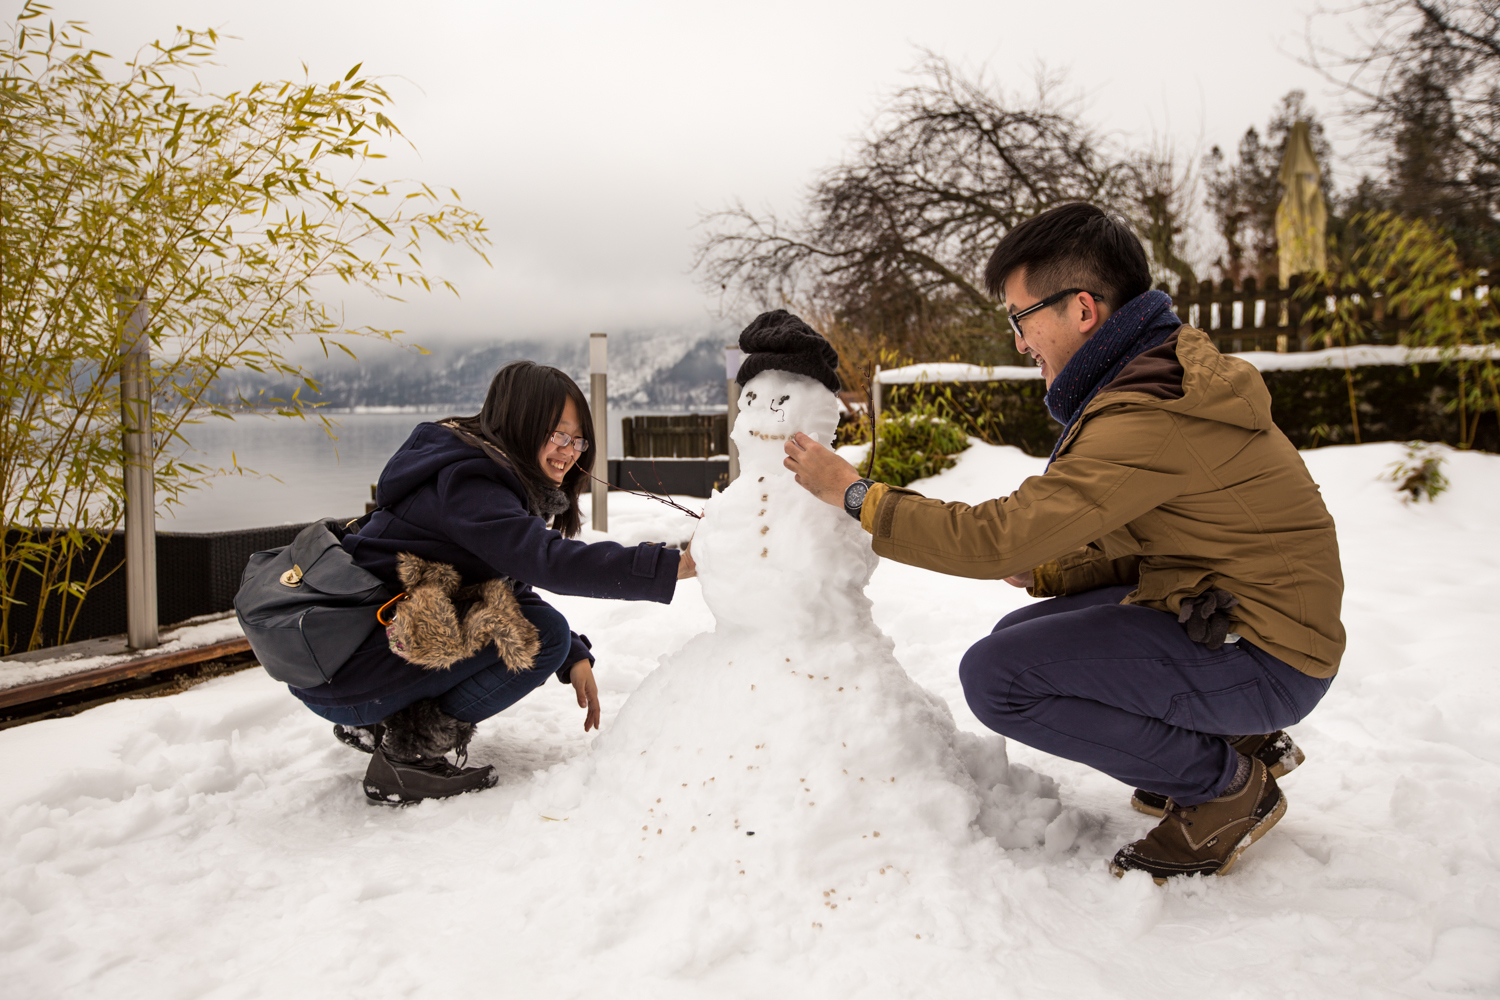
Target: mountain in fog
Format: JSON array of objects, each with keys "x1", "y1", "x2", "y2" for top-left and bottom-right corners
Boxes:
[{"x1": 219, "y1": 326, "x2": 736, "y2": 411}]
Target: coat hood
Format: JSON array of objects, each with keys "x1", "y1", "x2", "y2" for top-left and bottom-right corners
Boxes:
[
  {"x1": 1082, "y1": 326, "x2": 1271, "y2": 435},
  {"x1": 375, "y1": 421, "x2": 515, "y2": 507}
]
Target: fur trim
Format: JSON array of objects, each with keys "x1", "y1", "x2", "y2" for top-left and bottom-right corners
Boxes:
[
  {"x1": 385, "y1": 553, "x2": 540, "y2": 672},
  {"x1": 465, "y1": 578, "x2": 542, "y2": 673},
  {"x1": 380, "y1": 698, "x2": 475, "y2": 762},
  {"x1": 387, "y1": 553, "x2": 466, "y2": 669}
]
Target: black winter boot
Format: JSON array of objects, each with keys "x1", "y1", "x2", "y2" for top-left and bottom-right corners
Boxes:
[
  {"x1": 362, "y1": 699, "x2": 497, "y2": 805},
  {"x1": 1131, "y1": 730, "x2": 1306, "y2": 817}
]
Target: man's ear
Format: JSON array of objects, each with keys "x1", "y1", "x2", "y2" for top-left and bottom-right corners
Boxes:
[{"x1": 1077, "y1": 293, "x2": 1106, "y2": 335}]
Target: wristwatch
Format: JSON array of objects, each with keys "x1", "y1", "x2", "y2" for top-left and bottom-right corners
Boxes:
[{"x1": 843, "y1": 478, "x2": 876, "y2": 521}]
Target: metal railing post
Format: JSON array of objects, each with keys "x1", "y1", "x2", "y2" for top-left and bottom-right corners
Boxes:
[
  {"x1": 724, "y1": 346, "x2": 743, "y2": 485},
  {"x1": 118, "y1": 289, "x2": 158, "y2": 650},
  {"x1": 590, "y1": 332, "x2": 608, "y2": 532}
]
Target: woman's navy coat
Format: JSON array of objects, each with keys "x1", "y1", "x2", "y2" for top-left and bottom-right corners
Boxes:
[{"x1": 291, "y1": 422, "x2": 679, "y2": 709}]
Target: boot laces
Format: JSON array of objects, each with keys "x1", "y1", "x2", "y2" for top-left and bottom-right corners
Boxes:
[{"x1": 1166, "y1": 798, "x2": 1197, "y2": 828}]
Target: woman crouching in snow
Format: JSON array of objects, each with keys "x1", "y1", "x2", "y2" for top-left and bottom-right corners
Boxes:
[{"x1": 290, "y1": 361, "x2": 695, "y2": 804}]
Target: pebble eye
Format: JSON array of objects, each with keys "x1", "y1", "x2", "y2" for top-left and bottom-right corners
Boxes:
[{"x1": 744, "y1": 391, "x2": 757, "y2": 403}]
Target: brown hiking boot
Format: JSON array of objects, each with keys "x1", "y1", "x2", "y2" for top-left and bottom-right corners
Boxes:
[
  {"x1": 1111, "y1": 757, "x2": 1285, "y2": 883},
  {"x1": 1130, "y1": 731, "x2": 1305, "y2": 817}
]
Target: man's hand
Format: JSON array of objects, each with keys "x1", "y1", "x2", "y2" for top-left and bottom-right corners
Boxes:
[
  {"x1": 783, "y1": 432, "x2": 862, "y2": 507},
  {"x1": 676, "y1": 544, "x2": 697, "y2": 579},
  {"x1": 570, "y1": 660, "x2": 601, "y2": 732},
  {"x1": 1004, "y1": 570, "x2": 1034, "y2": 589}
]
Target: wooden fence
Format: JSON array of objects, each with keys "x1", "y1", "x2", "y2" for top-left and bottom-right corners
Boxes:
[
  {"x1": 621, "y1": 414, "x2": 728, "y2": 458},
  {"x1": 1168, "y1": 272, "x2": 1484, "y2": 354}
]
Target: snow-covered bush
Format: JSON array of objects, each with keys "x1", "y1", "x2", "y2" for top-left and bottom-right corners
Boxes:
[{"x1": 864, "y1": 405, "x2": 971, "y2": 487}]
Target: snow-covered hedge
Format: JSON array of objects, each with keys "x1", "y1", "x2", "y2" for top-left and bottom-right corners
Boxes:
[{"x1": 879, "y1": 347, "x2": 1500, "y2": 455}]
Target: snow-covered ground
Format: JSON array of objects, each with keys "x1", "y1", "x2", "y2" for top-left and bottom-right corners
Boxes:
[{"x1": 2, "y1": 441, "x2": 1497, "y2": 998}]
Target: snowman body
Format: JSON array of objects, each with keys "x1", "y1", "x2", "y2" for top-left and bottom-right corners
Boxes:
[{"x1": 691, "y1": 370, "x2": 878, "y2": 636}]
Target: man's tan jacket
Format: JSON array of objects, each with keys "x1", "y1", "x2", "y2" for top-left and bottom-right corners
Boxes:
[{"x1": 858, "y1": 327, "x2": 1345, "y2": 678}]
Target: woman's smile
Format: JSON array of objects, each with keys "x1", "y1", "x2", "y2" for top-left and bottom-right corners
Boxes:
[{"x1": 538, "y1": 397, "x2": 583, "y2": 484}]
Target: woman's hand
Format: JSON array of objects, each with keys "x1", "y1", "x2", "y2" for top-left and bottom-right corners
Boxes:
[
  {"x1": 676, "y1": 545, "x2": 697, "y2": 580},
  {"x1": 1004, "y1": 570, "x2": 1035, "y2": 588},
  {"x1": 570, "y1": 660, "x2": 601, "y2": 731}
]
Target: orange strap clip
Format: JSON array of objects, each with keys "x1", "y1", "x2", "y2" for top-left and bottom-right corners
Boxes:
[{"x1": 376, "y1": 592, "x2": 409, "y2": 626}]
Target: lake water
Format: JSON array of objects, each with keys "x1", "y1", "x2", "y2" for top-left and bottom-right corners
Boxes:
[{"x1": 157, "y1": 407, "x2": 714, "y2": 533}]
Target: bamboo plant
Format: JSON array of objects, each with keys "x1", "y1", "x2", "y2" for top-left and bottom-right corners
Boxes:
[
  {"x1": 0, "y1": 3, "x2": 489, "y2": 652},
  {"x1": 1301, "y1": 211, "x2": 1499, "y2": 449}
]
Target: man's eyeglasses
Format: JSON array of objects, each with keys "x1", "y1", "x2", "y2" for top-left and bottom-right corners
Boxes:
[
  {"x1": 548, "y1": 430, "x2": 589, "y2": 454},
  {"x1": 1006, "y1": 288, "x2": 1100, "y2": 338}
]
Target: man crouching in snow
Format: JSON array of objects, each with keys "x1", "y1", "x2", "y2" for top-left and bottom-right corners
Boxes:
[{"x1": 783, "y1": 202, "x2": 1343, "y2": 883}]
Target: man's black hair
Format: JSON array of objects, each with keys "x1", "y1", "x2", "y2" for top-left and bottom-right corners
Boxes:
[{"x1": 983, "y1": 203, "x2": 1152, "y2": 311}]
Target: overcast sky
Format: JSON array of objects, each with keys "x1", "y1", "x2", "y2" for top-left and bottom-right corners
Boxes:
[{"x1": 13, "y1": 0, "x2": 1365, "y2": 346}]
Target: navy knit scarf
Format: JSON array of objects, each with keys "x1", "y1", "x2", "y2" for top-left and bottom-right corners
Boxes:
[{"x1": 1044, "y1": 289, "x2": 1180, "y2": 465}]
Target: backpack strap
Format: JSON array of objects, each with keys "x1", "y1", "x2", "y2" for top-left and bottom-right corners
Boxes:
[{"x1": 336, "y1": 503, "x2": 388, "y2": 540}]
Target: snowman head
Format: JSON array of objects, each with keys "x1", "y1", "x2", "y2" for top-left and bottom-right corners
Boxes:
[
  {"x1": 731, "y1": 310, "x2": 842, "y2": 478},
  {"x1": 732, "y1": 369, "x2": 839, "y2": 474}
]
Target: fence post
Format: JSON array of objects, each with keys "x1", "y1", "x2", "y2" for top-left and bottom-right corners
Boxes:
[
  {"x1": 1197, "y1": 279, "x2": 1213, "y2": 340},
  {"x1": 725, "y1": 346, "x2": 743, "y2": 485},
  {"x1": 118, "y1": 289, "x2": 158, "y2": 650},
  {"x1": 1269, "y1": 275, "x2": 1290, "y2": 353},
  {"x1": 590, "y1": 332, "x2": 608, "y2": 532}
]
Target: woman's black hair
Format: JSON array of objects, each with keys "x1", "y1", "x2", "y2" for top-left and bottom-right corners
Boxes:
[{"x1": 446, "y1": 361, "x2": 595, "y2": 538}]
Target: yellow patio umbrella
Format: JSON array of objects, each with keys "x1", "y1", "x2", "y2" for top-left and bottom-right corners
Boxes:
[{"x1": 1276, "y1": 120, "x2": 1328, "y2": 282}]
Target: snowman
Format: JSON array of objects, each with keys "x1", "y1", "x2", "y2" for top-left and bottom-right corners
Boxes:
[
  {"x1": 558, "y1": 310, "x2": 1069, "y2": 845},
  {"x1": 509, "y1": 312, "x2": 1077, "y2": 963}
]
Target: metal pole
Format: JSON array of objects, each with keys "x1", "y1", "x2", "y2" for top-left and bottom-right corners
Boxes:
[
  {"x1": 590, "y1": 332, "x2": 608, "y2": 532},
  {"x1": 118, "y1": 290, "x2": 158, "y2": 650},
  {"x1": 724, "y1": 346, "x2": 743, "y2": 485}
]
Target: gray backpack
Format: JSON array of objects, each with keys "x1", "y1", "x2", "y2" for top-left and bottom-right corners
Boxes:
[{"x1": 235, "y1": 518, "x2": 392, "y2": 689}]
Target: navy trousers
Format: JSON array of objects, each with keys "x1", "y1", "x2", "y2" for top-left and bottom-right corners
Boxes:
[
  {"x1": 958, "y1": 586, "x2": 1332, "y2": 806},
  {"x1": 302, "y1": 599, "x2": 576, "y2": 727}
]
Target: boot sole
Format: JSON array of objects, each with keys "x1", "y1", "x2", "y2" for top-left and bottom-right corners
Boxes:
[
  {"x1": 1270, "y1": 744, "x2": 1306, "y2": 779},
  {"x1": 333, "y1": 725, "x2": 379, "y2": 755},
  {"x1": 1129, "y1": 742, "x2": 1306, "y2": 818},
  {"x1": 1131, "y1": 795, "x2": 1168, "y2": 819},
  {"x1": 364, "y1": 771, "x2": 499, "y2": 806}
]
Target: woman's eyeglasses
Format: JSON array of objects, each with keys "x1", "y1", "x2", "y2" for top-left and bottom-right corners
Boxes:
[
  {"x1": 1007, "y1": 288, "x2": 1100, "y2": 338},
  {"x1": 548, "y1": 430, "x2": 589, "y2": 454}
]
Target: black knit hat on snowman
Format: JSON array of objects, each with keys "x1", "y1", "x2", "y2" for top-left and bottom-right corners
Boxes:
[{"x1": 734, "y1": 310, "x2": 841, "y2": 394}]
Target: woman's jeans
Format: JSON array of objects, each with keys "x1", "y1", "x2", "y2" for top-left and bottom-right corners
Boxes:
[
  {"x1": 958, "y1": 586, "x2": 1333, "y2": 806},
  {"x1": 305, "y1": 599, "x2": 575, "y2": 727}
]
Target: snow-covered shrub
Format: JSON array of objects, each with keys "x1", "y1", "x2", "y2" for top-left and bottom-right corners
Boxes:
[
  {"x1": 1389, "y1": 442, "x2": 1450, "y2": 502},
  {"x1": 865, "y1": 405, "x2": 970, "y2": 487}
]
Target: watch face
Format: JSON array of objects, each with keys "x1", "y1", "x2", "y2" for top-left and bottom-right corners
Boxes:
[{"x1": 846, "y1": 481, "x2": 870, "y2": 507}]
